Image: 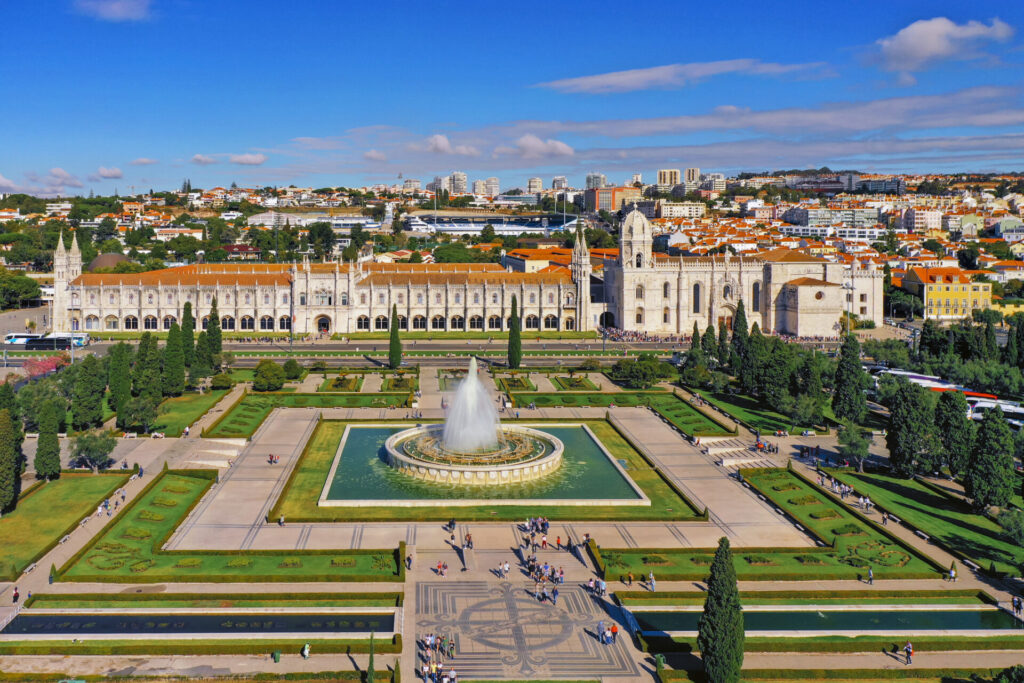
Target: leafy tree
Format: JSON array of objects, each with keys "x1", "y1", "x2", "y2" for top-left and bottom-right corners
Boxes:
[
  {"x1": 933, "y1": 390, "x2": 974, "y2": 477},
  {"x1": 965, "y1": 406, "x2": 1015, "y2": 511},
  {"x1": 181, "y1": 301, "x2": 195, "y2": 367},
  {"x1": 701, "y1": 324, "x2": 718, "y2": 361},
  {"x1": 730, "y1": 299, "x2": 749, "y2": 372},
  {"x1": 388, "y1": 304, "x2": 402, "y2": 370},
  {"x1": 994, "y1": 665, "x2": 1024, "y2": 683},
  {"x1": 107, "y1": 342, "x2": 132, "y2": 427},
  {"x1": 611, "y1": 353, "x2": 675, "y2": 389},
  {"x1": 72, "y1": 355, "x2": 105, "y2": 430},
  {"x1": 508, "y1": 295, "x2": 522, "y2": 369},
  {"x1": 998, "y1": 509, "x2": 1024, "y2": 546},
  {"x1": 919, "y1": 319, "x2": 947, "y2": 358},
  {"x1": 34, "y1": 398, "x2": 62, "y2": 480},
  {"x1": 124, "y1": 396, "x2": 159, "y2": 433},
  {"x1": 886, "y1": 380, "x2": 938, "y2": 477},
  {"x1": 282, "y1": 359, "x2": 302, "y2": 380},
  {"x1": 691, "y1": 322, "x2": 701, "y2": 353},
  {"x1": 837, "y1": 419, "x2": 873, "y2": 471},
  {"x1": 0, "y1": 410, "x2": 19, "y2": 512},
  {"x1": 70, "y1": 431, "x2": 116, "y2": 470},
  {"x1": 132, "y1": 333, "x2": 159, "y2": 400},
  {"x1": 741, "y1": 323, "x2": 766, "y2": 396},
  {"x1": 210, "y1": 373, "x2": 234, "y2": 390},
  {"x1": 190, "y1": 331, "x2": 213, "y2": 383},
  {"x1": 831, "y1": 334, "x2": 867, "y2": 424},
  {"x1": 161, "y1": 323, "x2": 185, "y2": 397},
  {"x1": 307, "y1": 222, "x2": 336, "y2": 259},
  {"x1": 252, "y1": 360, "x2": 285, "y2": 392},
  {"x1": 697, "y1": 537, "x2": 744, "y2": 683},
  {"x1": 207, "y1": 297, "x2": 222, "y2": 359}
]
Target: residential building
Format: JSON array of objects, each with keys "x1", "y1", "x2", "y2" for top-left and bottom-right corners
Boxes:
[
  {"x1": 684, "y1": 168, "x2": 701, "y2": 184},
  {"x1": 472, "y1": 179, "x2": 487, "y2": 195},
  {"x1": 584, "y1": 186, "x2": 642, "y2": 212},
  {"x1": 701, "y1": 173, "x2": 726, "y2": 192},
  {"x1": 46, "y1": 202, "x2": 72, "y2": 217},
  {"x1": 631, "y1": 173, "x2": 642, "y2": 186},
  {"x1": 450, "y1": 172, "x2": 468, "y2": 194},
  {"x1": 902, "y1": 266, "x2": 992, "y2": 320},
  {"x1": 403, "y1": 179, "x2": 421, "y2": 192},
  {"x1": 551, "y1": 176, "x2": 568, "y2": 190},
  {"x1": 902, "y1": 208, "x2": 942, "y2": 233},
  {"x1": 783, "y1": 207, "x2": 881, "y2": 228},
  {"x1": 657, "y1": 169, "x2": 681, "y2": 191},
  {"x1": 485, "y1": 177, "x2": 500, "y2": 196},
  {"x1": 527, "y1": 177, "x2": 543, "y2": 194},
  {"x1": 585, "y1": 172, "x2": 607, "y2": 190}
]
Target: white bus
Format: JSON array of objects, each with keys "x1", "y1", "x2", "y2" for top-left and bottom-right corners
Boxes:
[
  {"x1": 45, "y1": 332, "x2": 90, "y2": 347},
  {"x1": 3, "y1": 332, "x2": 42, "y2": 345}
]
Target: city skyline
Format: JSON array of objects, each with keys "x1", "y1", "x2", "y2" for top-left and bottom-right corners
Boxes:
[{"x1": 2, "y1": 0, "x2": 1023, "y2": 196}]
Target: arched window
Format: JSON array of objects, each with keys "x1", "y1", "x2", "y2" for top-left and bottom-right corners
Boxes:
[
  {"x1": 529, "y1": 293, "x2": 536, "y2": 304},
  {"x1": 450, "y1": 315, "x2": 465, "y2": 330},
  {"x1": 85, "y1": 315, "x2": 99, "y2": 330},
  {"x1": 71, "y1": 317, "x2": 80, "y2": 331},
  {"x1": 264, "y1": 293, "x2": 270, "y2": 305},
  {"x1": 378, "y1": 293, "x2": 385, "y2": 304},
  {"x1": 723, "y1": 284, "x2": 732, "y2": 300},
  {"x1": 431, "y1": 315, "x2": 446, "y2": 330},
  {"x1": 147, "y1": 293, "x2": 154, "y2": 304},
  {"x1": 543, "y1": 314, "x2": 558, "y2": 329},
  {"x1": 300, "y1": 294, "x2": 306, "y2": 306},
  {"x1": 221, "y1": 316, "x2": 235, "y2": 330},
  {"x1": 564, "y1": 317, "x2": 575, "y2": 331},
  {"x1": 108, "y1": 293, "x2": 115, "y2": 304},
  {"x1": 454, "y1": 293, "x2": 461, "y2": 304},
  {"x1": 279, "y1": 315, "x2": 291, "y2": 330},
  {"x1": 752, "y1": 282, "x2": 761, "y2": 312},
  {"x1": 105, "y1": 315, "x2": 119, "y2": 330},
  {"x1": 488, "y1": 315, "x2": 502, "y2": 330},
  {"x1": 260, "y1": 316, "x2": 274, "y2": 330},
  {"x1": 635, "y1": 253, "x2": 643, "y2": 268},
  {"x1": 283, "y1": 293, "x2": 289, "y2": 304},
  {"x1": 693, "y1": 283, "x2": 701, "y2": 314},
  {"x1": 241, "y1": 316, "x2": 255, "y2": 330},
  {"x1": 413, "y1": 315, "x2": 427, "y2": 330},
  {"x1": 224, "y1": 294, "x2": 230, "y2": 304},
  {"x1": 88, "y1": 293, "x2": 95, "y2": 304},
  {"x1": 473, "y1": 293, "x2": 480, "y2": 304},
  {"x1": 664, "y1": 282, "x2": 671, "y2": 298},
  {"x1": 125, "y1": 315, "x2": 139, "y2": 330},
  {"x1": 341, "y1": 292, "x2": 349, "y2": 306},
  {"x1": 163, "y1": 315, "x2": 177, "y2": 330},
  {"x1": 245, "y1": 293, "x2": 251, "y2": 305},
  {"x1": 128, "y1": 293, "x2": 135, "y2": 304},
  {"x1": 566, "y1": 294, "x2": 574, "y2": 306},
  {"x1": 635, "y1": 285, "x2": 644, "y2": 298},
  {"x1": 374, "y1": 315, "x2": 389, "y2": 330},
  {"x1": 663, "y1": 308, "x2": 670, "y2": 324},
  {"x1": 201, "y1": 316, "x2": 210, "y2": 329},
  {"x1": 636, "y1": 308, "x2": 644, "y2": 324},
  {"x1": 547, "y1": 293, "x2": 554, "y2": 304},
  {"x1": 525, "y1": 314, "x2": 539, "y2": 329},
  {"x1": 356, "y1": 315, "x2": 370, "y2": 330},
  {"x1": 166, "y1": 293, "x2": 174, "y2": 304},
  {"x1": 398, "y1": 293, "x2": 404, "y2": 304},
  {"x1": 315, "y1": 291, "x2": 332, "y2": 306},
  {"x1": 469, "y1": 315, "x2": 484, "y2": 330},
  {"x1": 397, "y1": 315, "x2": 408, "y2": 330},
  {"x1": 143, "y1": 316, "x2": 158, "y2": 330}
]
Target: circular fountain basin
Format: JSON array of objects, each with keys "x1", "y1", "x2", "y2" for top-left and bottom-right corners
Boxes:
[{"x1": 384, "y1": 424, "x2": 564, "y2": 485}]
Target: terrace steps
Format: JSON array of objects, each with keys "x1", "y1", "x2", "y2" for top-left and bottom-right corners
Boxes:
[
  {"x1": 701, "y1": 437, "x2": 750, "y2": 455},
  {"x1": 719, "y1": 455, "x2": 779, "y2": 471}
]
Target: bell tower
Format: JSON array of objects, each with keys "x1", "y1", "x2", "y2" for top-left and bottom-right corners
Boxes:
[
  {"x1": 619, "y1": 205, "x2": 652, "y2": 270},
  {"x1": 570, "y1": 222, "x2": 592, "y2": 330}
]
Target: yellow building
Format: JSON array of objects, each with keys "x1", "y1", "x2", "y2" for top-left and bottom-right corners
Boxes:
[{"x1": 902, "y1": 267, "x2": 992, "y2": 321}]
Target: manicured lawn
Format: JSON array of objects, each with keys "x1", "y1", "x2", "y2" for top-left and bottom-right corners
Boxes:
[
  {"x1": 701, "y1": 390, "x2": 801, "y2": 434},
  {"x1": 336, "y1": 330, "x2": 597, "y2": 340},
  {"x1": 381, "y1": 374, "x2": 418, "y2": 392},
  {"x1": 644, "y1": 633, "x2": 1024, "y2": 655},
  {"x1": 27, "y1": 591, "x2": 402, "y2": 609},
  {"x1": 512, "y1": 391, "x2": 732, "y2": 437},
  {"x1": 551, "y1": 375, "x2": 599, "y2": 391},
  {"x1": 270, "y1": 419, "x2": 702, "y2": 522},
  {"x1": 0, "y1": 637, "x2": 400, "y2": 657},
  {"x1": 205, "y1": 392, "x2": 409, "y2": 438},
  {"x1": 495, "y1": 375, "x2": 537, "y2": 393},
  {"x1": 154, "y1": 390, "x2": 228, "y2": 436},
  {"x1": 830, "y1": 470, "x2": 1024, "y2": 576},
  {"x1": 0, "y1": 473, "x2": 130, "y2": 580},
  {"x1": 317, "y1": 375, "x2": 365, "y2": 392},
  {"x1": 616, "y1": 589, "x2": 990, "y2": 607},
  {"x1": 226, "y1": 368, "x2": 255, "y2": 382},
  {"x1": 57, "y1": 469, "x2": 402, "y2": 583}
]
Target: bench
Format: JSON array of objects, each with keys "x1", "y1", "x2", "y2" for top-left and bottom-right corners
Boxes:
[
  {"x1": 59, "y1": 535, "x2": 70, "y2": 545},
  {"x1": 963, "y1": 560, "x2": 980, "y2": 571},
  {"x1": 915, "y1": 530, "x2": 929, "y2": 541},
  {"x1": 24, "y1": 563, "x2": 37, "y2": 574}
]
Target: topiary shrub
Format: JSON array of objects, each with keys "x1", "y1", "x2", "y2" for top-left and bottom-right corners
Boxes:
[{"x1": 210, "y1": 373, "x2": 234, "y2": 390}]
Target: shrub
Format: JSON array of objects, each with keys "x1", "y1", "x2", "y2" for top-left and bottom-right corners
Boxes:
[
  {"x1": 831, "y1": 524, "x2": 866, "y2": 537},
  {"x1": 772, "y1": 484, "x2": 799, "y2": 492},
  {"x1": 283, "y1": 359, "x2": 303, "y2": 380},
  {"x1": 278, "y1": 558, "x2": 303, "y2": 569},
  {"x1": 795, "y1": 555, "x2": 828, "y2": 565},
  {"x1": 998, "y1": 509, "x2": 1024, "y2": 545},
  {"x1": 788, "y1": 495, "x2": 822, "y2": 506},
  {"x1": 120, "y1": 527, "x2": 151, "y2": 541},
  {"x1": 642, "y1": 555, "x2": 670, "y2": 566},
  {"x1": 253, "y1": 360, "x2": 285, "y2": 392},
  {"x1": 226, "y1": 558, "x2": 252, "y2": 568},
  {"x1": 210, "y1": 373, "x2": 234, "y2": 390},
  {"x1": 137, "y1": 509, "x2": 165, "y2": 522},
  {"x1": 743, "y1": 555, "x2": 777, "y2": 566},
  {"x1": 174, "y1": 558, "x2": 202, "y2": 569},
  {"x1": 151, "y1": 496, "x2": 179, "y2": 508},
  {"x1": 331, "y1": 558, "x2": 356, "y2": 568},
  {"x1": 810, "y1": 510, "x2": 841, "y2": 520}
]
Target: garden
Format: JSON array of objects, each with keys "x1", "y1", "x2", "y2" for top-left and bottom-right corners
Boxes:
[
  {"x1": 26, "y1": 591, "x2": 403, "y2": 609},
  {"x1": 495, "y1": 374, "x2": 537, "y2": 393},
  {"x1": 153, "y1": 389, "x2": 228, "y2": 436},
  {"x1": 551, "y1": 375, "x2": 600, "y2": 391},
  {"x1": 204, "y1": 392, "x2": 411, "y2": 438},
  {"x1": 381, "y1": 373, "x2": 418, "y2": 392},
  {"x1": 57, "y1": 469, "x2": 403, "y2": 583},
  {"x1": 317, "y1": 374, "x2": 365, "y2": 392}
]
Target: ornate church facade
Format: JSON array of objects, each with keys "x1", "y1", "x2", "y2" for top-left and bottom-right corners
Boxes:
[{"x1": 52, "y1": 209, "x2": 882, "y2": 337}]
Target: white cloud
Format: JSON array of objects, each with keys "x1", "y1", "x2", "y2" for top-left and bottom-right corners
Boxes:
[
  {"x1": 875, "y1": 17, "x2": 1014, "y2": 80},
  {"x1": 0, "y1": 174, "x2": 17, "y2": 192},
  {"x1": 363, "y1": 149, "x2": 387, "y2": 162},
  {"x1": 412, "y1": 134, "x2": 480, "y2": 157},
  {"x1": 130, "y1": 157, "x2": 158, "y2": 165},
  {"x1": 493, "y1": 134, "x2": 574, "y2": 159},
  {"x1": 229, "y1": 153, "x2": 267, "y2": 166},
  {"x1": 8, "y1": 168, "x2": 85, "y2": 196},
  {"x1": 96, "y1": 166, "x2": 123, "y2": 179},
  {"x1": 536, "y1": 59, "x2": 831, "y2": 94},
  {"x1": 74, "y1": 0, "x2": 151, "y2": 21},
  {"x1": 191, "y1": 154, "x2": 217, "y2": 165}
]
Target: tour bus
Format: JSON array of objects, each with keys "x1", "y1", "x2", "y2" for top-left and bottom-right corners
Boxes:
[
  {"x1": 45, "y1": 332, "x2": 90, "y2": 347},
  {"x1": 24, "y1": 337, "x2": 72, "y2": 350},
  {"x1": 969, "y1": 399, "x2": 1024, "y2": 429},
  {"x1": 3, "y1": 332, "x2": 42, "y2": 345}
]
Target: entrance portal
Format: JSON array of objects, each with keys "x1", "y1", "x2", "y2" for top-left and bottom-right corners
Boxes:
[
  {"x1": 316, "y1": 316, "x2": 331, "y2": 334},
  {"x1": 599, "y1": 311, "x2": 615, "y2": 328}
]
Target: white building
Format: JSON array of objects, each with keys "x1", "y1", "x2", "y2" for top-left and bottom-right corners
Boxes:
[
  {"x1": 552, "y1": 176, "x2": 568, "y2": 190},
  {"x1": 472, "y1": 179, "x2": 486, "y2": 195},
  {"x1": 527, "y1": 177, "x2": 543, "y2": 194},
  {"x1": 484, "y1": 177, "x2": 500, "y2": 196},
  {"x1": 450, "y1": 172, "x2": 468, "y2": 195},
  {"x1": 902, "y1": 208, "x2": 942, "y2": 233}
]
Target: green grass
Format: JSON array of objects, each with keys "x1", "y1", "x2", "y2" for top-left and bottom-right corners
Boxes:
[
  {"x1": 381, "y1": 374, "x2": 418, "y2": 392},
  {"x1": 269, "y1": 419, "x2": 702, "y2": 522},
  {"x1": 0, "y1": 637, "x2": 400, "y2": 657},
  {"x1": 512, "y1": 391, "x2": 733, "y2": 437},
  {"x1": 700, "y1": 390, "x2": 805, "y2": 434},
  {"x1": 495, "y1": 375, "x2": 537, "y2": 392},
  {"x1": 26, "y1": 591, "x2": 402, "y2": 609},
  {"x1": 226, "y1": 368, "x2": 256, "y2": 382},
  {"x1": 205, "y1": 392, "x2": 410, "y2": 438},
  {"x1": 551, "y1": 375, "x2": 599, "y2": 391},
  {"x1": 830, "y1": 470, "x2": 1024, "y2": 576},
  {"x1": 57, "y1": 469, "x2": 402, "y2": 583},
  {"x1": 317, "y1": 375, "x2": 365, "y2": 392},
  {"x1": 335, "y1": 330, "x2": 597, "y2": 340},
  {"x1": 153, "y1": 390, "x2": 228, "y2": 436},
  {"x1": 615, "y1": 589, "x2": 992, "y2": 607},
  {"x1": 644, "y1": 634, "x2": 1024, "y2": 655},
  {"x1": 0, "y1": 473, "x2": 130, "y2": 579}
]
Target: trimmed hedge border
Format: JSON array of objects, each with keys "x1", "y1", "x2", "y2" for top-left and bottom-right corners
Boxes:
[
  {"x1": 0, "y1": 634, "x2": 402, "y2": 656},
  {"x1": 642, "y1": 633, "x2": 1024, "y2": 655},
  {"x1": 200, "y1": 388, "x2": 248, "y2": 438},
  {"x1": 24, "y1": 591, "x2": 404, "y2": 608},
  {"x1": 614, "y1": 588, "x2": 998, "y2": 606},
  {"x1": 657, "y1": 669, "x2": 1014, "y2": 682}
]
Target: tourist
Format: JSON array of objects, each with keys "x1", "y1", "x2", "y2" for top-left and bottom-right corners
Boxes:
[
  {"x1": 597, "y1": 620, "x2": 605, "y2": 643},
  {"x1": 504, "y1": 561, "x2": 510, "y2": 578},
  {"x1": 465, "y1": 533, "x2": 473, "y2": 550},
  {"x1": 867, "y1": 567, "x2": 873, "y2": 585},
  {"x1": 436, "y1": 561, "x2": 443, "y2": 576},
  {"x1": 904, "y1": 641, "x2": 913, "y2": 665},
  {"x1": 599, "y1": 578, "x2": 607, "y2": 597},
  {"x1": 301, "y1": 643, "x2": 310, "y2": 659},
  {"x1": 442, "y1": 562, "x2": 448, "y2": 578},
  {"x1": 605, "y1": 627, "x2": 613, "y2": 645},
  {"x1": 552, "y1": 586, "x2": 559, "y2": 605},
  {"x1": 588, "y1": 578, "x2": 595, "y2": 593},
  {"x1": 556, "y1": 535, "x2": 561, "y2": 550},
  {"x1": 611, "y1": 624, "x2": 618, "y2": 642},
  {"x1": 407, "y1": 554, "x2": 413, "y2": 570},
  {"x1": 949, "y1": 565, "x2": 956, "y2": 583},
  {"x1": 11, "y1": 587, "x2": 18, "y2": 604},
  {"x1": 881, "y1": 512, "x2": 888, "y2": 526},
  {"x1": 542, "y1": 585, "x2": 550, "y2": 603},
  {"x1": 541, "y1": 534, "x2": 548, "y2": 549},
  {"x1": 558, "y1": 567, "x2": 564, "y2": 584},
  {"x1": 627, "y1": 571, "x2": 634, "y2": 586}
]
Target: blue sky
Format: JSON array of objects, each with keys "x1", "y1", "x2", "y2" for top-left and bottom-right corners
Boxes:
[{"x1": 1, "y1": 0, "x2": 1023, "y2": 196}]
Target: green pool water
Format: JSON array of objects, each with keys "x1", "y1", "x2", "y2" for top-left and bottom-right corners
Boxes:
[
  {"x1": 324, "y1": 426, "x2": 642, "y2": 501},
  {"x1": 635, "y1": 608, "x2": 1021, "y2": 633}
]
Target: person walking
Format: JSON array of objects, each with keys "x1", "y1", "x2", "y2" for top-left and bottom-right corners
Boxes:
[
  {"x1": 552, "y1": 587, "x2": 559, "y2": 606},
  {"x1": 611, "y1": 624, "x2": 618, "y2": 643},
  {"x1": 627, "y1": 571, "x2": 634, "y2": 586},
  {"x1": 868, "y1": 567, "x2": 873, "y2": 585},
  {"x1": 648, "y1": 571, "x2": 656, "y2": 592},
  {"x1": 904, "y1": 641, "x2": 913, "y2": 665},
  {"x1": 504, "y1": 561, "x2": 510, "y2": 579}
]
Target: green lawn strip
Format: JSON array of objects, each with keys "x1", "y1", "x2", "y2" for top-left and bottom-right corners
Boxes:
[
  {"x1": 153, "y1": 390, "x2": 228, "y2": 436},
  {"x1": 317, "y1": 375, "x2": 365, "y2": 392},
  {"x1": 495, "y1": 375, "x2": 538, "y2": 393},
  {"x1": 0, "y1": 472, "x2": 131, "y2": 579},
  {"x1": 614, "y1": 589, "x2": 993, "y2": 607},
  {"x1": 381, "y1": 375, "x2": 418, "y2": 392},
  {"x1": 25, "y1": 591, "x2": 402, "y2": 609},
  {"x1": 56, "y1": 469, "x2": 403, "y2": 583},
  {"x1": 269, "y1": 419, "x2": 701, "y2": 522},
  {"x1": 699, "y1": 390, "x2": 806, "y2": 434},
  {"x1": 740, "y1": 468, "x2": 941, "y2": 579},
  {"x1": 205, "y1": 392, "x2": 410, "y2": 438},
  {"x1": 550, "y1": 375, "x2": 600, "y2": 391},
  {"x1": 0, "y1": 636, "x2": 401, "y2": 656},
  {"x1": 337, "y1": 330, "x2": 598, "y2": 340},
  {"x1": 226, "y1": 368, "x2": 256, "y2": 382},
  {"x1": 738, "y1": 669, "x2": 1010, "y2": 683},
  {"x1": 829, "y1": 470, "x2": 1024, "y2": 577},
  {"x1": 641, "y1": 634, "x2": 1024, "y2": 655}
]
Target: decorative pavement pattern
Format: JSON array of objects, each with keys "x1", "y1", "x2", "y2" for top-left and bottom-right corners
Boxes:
[{"x1": 416, "y1": 581, "x2": 639, "y2": 678}]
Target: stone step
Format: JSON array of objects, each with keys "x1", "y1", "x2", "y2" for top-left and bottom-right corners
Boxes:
[
  {"x1": 719, "y1": 456, "x2": 779, "y2": 470},
  {"x1": 703, "y1": 438, "x2": 750, "y2": 455}
]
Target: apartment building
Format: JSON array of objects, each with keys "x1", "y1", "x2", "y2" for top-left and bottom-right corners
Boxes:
[
  {"x1": 584, "y1": 186, "x2": 642, "y2": 212},
  {"x1": 527, "y1": 177, "x2": 543, "y2": 194},
  {"x1": 656, "y1": 169, "x2": 680, "y2": 191},
  {"x1": 902, "y1": 267, "x2": 992, "y2": 321},
  {"x1": 902, "y1": 208, "x2": 942, "y2": 233},
  {"x1": 485, "y1": 177, "x2": 500, "y2": 196}
]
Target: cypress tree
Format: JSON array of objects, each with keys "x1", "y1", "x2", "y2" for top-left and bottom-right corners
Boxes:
[
  {"x1": 181, "y1": 301, "x2": 195, "y2": 367},
  {"x1": 366, "y1": 633, "x2": 375, "y2": 683},
  {"x1": 508, "y1": 295, "x2": 522, "y2": 369},
  {"x1": 162, "y1": 323, "x2": 185, "y2": 397},
  {"x1": 697, "y1": 536, "x2": 744, "y2": 683},
  {"x1": 0, "y1": 381, "x2": 23, "y2": 455},
  {"x1": 132, "y1": 333, "x2": 153, "y2": 397},
  {"x1": 984, "y1": 320, "x2": 998, "y2": 359},
  {"x1": 741, "y1": 323, "x2": 766, "y2": 395},
  {"x1": 191, "y1": 331, "x2": 213, "y2": 383},
  {"x1": 702, "y1": 324, "x2": 718, "y2": 360},
  {"x1": 965, "y1": 406, "x2": 1015, "y2": 511},
  {"x1": 691, "y1": 321, "x2": 701, "y2": 352},
  {"x1": 832, "y1": 334, "x2": 867, "y2": 424},
  {"x1": 108, "y1": 342, "x2": 132, "y2": 426},
  {"x1": 388, "y1": 304, "x2": 402, "y2": 370},
  {"x1": 731, "y1": 299, "x2": 749, "y2": 373},
  {"x1": 934, "y1": 390, "x2": 974, "y2": 477},
  {"x1": 134, "y1": 333, "x2": 162, "y2": 404},
  {"x1": 886, "y1": 381, "x2": 937, "y2": 477},
  {"x1": 35, "y1": 399, "x2": 62, "y2": 480},
  {"x1": 72, "y1": 355, "x2": 105, "y2": 430},
  {"x1": 0, "y1": 409, "x2": 18, "y2": 513},
  {"x1": 717, "y1": 318, "x2": 730, "y2": 366},
  {"x1": 207, "y1": 297, "x2": 222, "y2": 357}
]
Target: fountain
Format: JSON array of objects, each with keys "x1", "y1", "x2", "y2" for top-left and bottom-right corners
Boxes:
[{"x1": 383, "y1": 358, "x2": 563, "y2": 485}]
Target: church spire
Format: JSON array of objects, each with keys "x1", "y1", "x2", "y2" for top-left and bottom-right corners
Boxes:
[
  {"x1": 572, "y1": 221, "x2": 589, "y2": 261},
  {"x1": 55, "y1": 232, "x2": 67, "y2": 257}
]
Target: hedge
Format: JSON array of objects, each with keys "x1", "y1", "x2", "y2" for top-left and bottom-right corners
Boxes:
[
  {"x1": 24, "y1": 591, "x2": 404, "y2": 608},
  {"x1": 0, "y1": 634, "x2": 402, "y2": 657},
  {"x1": 642, "y1": 634, "x2": 1024, "y2": 655},
  {"x1": 657, "y1": 669, "x2": 1014, "y2": 682},
  {"x1": 200, "y1": 387, "x2": 248, "y2": 437},
  {"x1": 614, "y1": 588, "x2": 997, "y2": 606}
]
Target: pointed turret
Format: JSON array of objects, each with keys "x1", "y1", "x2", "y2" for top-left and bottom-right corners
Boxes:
[
  {"x1": 572, "y1": 222, "x2": 589, "y2": 261},
  {"x1": 68, "y1": 231, "x2": 82, "y2": 279},
  {"x1": 55, "y1": 232, "x2": 67, "y2": 258}
]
